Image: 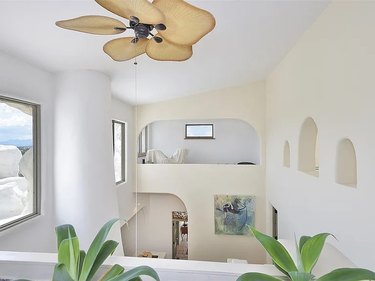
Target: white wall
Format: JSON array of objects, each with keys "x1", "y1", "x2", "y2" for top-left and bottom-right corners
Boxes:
[
  {"x1": 148, "y1": 119, "x2": 260, "y2": 164},
  {"x1": 138, "y1": 164, "x2": 266, "y2": 263},
  {"x1": 111, "y1": 97, "x2": 138, "y2": 254},
  {"x1": 0, "y1": 51, "x2": 56, "y2": 252},
  {"x1": 54, "y1": 71, "x2": 123, "y2": 253},
  {"x1": 123, "y1": 193, "x2": 187, "y2": 259},
  {"x1": 266, "y1": 1, "x2": 375, "y2": 270},
  {"x1": 136, "y1": 81, "x2": 267, "y2": 263}
]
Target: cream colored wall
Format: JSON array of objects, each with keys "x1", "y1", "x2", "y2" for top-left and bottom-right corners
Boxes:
[
  {"x1": 266, "y1": 1, "x2": 375, "y2": 270},
  {"x1": 136, "y1": 82, "x2": 267, "y2": 262},
  {"x1": 138, "y1": 164, "x2": 266, "y2": 263}
]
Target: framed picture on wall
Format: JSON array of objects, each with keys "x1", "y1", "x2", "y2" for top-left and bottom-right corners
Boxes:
[{"x1": 214, "y1": 194, "x2": 255, "y2": 235}]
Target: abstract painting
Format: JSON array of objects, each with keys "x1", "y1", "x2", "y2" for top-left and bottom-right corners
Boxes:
[{"x1": 214, "y1": 195, "x2": 255, "y2": 235}]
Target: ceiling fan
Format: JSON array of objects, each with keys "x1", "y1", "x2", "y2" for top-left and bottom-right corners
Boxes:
[{"x1": 56, "y1": 0, "x2": 216, "y2": 62}]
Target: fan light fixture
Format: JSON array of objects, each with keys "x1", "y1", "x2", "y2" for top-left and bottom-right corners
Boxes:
[{"x1": 56, "y1": 0, "x2": 216, "y2": 62}]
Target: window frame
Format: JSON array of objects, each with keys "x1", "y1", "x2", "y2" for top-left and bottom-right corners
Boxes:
[
  {"x1": 0, "y1": 95, "x2": 41, "y2": 232},
  {"x1": 112, "y1": 120, "x2": 126, "y2": 185},
  {"x1": 138, "y1": 125, "x2": 148, "y2": 157},
  {"x1": 185, "y1": 123, "x2": 215, "y2": 139}
]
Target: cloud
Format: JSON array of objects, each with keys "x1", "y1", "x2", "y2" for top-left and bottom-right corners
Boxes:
[
  {"x1": 0, "y1": 102, "x2": 33, "y2": 143},
  {"x1": 0, "y1": 103, "x2": 32, "y2": 127}
]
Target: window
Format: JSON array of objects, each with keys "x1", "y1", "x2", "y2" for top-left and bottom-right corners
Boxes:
[
  {"x1": 0, "y1": 96, "x2": 40, "y2": 231},
  {"x1": 185, "y1": 124, "x2": 214, "y2": 139},
  {"x1": 138, "y1": 125, "x2": 148, "y2": 157},
  {"x1": 112, "y1": 120, "x2": 126, "y2": 184}
]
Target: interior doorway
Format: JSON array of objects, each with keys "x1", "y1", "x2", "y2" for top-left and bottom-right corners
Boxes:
[
  {"x1": 172, "y1": 211, "x2": 188, "y2": 260},
  {"x1": 272, "y1": 206, "x2": 278, "y2": 239}
]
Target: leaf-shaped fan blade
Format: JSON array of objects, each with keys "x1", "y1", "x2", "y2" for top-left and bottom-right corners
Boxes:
[
  {"x1": 56, "y1": 16, "x2": 126, "y2": 35},
  {"x1": 152, "y1": 0, "x2": 216, "y2": 46},
  {"x1": 95, "y1": 0, "x2": 164, "y2": 24},
  {"x1": 104, "y1": 37, "x2": 148, "y2": 61},
  {"x1": 146, "y1": 37, "x2": 192, "y2": 62}
]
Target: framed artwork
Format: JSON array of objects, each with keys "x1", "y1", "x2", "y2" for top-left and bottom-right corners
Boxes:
[{"x1": 214, "y1": 194, "x2": 255, "y2": 235}]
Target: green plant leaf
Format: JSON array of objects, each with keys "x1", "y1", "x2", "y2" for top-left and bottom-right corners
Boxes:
[
  {"x1": 78, "y1": 250, "x2": 86, "y2": 279},
  {"x1": 53, "y1": 263, "x2": 75, "y2": 281},
  {"x1": 56, "y1": 224, "x2": 77, "y2": 251},
  {"x1": 317, "y1": 268, "x2": 375, "y2": 281},
  {"x1": 251, "y1": 228, "x2": 298, "y2": 273},
  {"x1": 58, "y1": 236, "x2": 80, "y2": 280},
  {"x1": 299, "y1": 236, "x2": 311, "y2": 253},
  {"x1": 300, "y1": 233, "x2": 331, "y2": 273},
  {"x1": 274, "y1": 262, "x2": 291, "y2": 278},
  {"x1": 79, "y1": 218, "x2": 119, "y2": 281},
  {"x1": 289, "y1": 271, "x2": 314, "y2": 281},
  {"x1": 237, "y1": 272, "x2": 284, "y2": 281},
  {"x1": 86, "y1": 240, "x2": 119, "y2": 281},
  {"x1": 107, "y1": 265, "x2": 160, "y2": 281},
  {"x1": 99, "y1": 264, "x2": 125, "y2": 281},
  {"x1": 294, "y1": 235, "x2": 304, "y2": 272}
]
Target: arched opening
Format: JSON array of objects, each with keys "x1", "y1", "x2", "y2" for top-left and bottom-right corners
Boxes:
[
  {"x1": 137, "y1": 119, "x2": 260, "y2": 165},
  {"x1": 283, "y1": 141, "x2": 290, "y2": 167},
  {"x1": 122, "y1": 193, "x2": 187, "y2": 259},
  {"x1": 298, "y1": 117, "x2": 319, "y2": 176},
  {"x1": 336, "y1": 138, "x2": 357, "y2": 187}
]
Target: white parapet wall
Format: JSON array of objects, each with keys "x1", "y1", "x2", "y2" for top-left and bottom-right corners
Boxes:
[
  {"x1": 135, "y1": 164, "x2": 266, "y2": 263},
  {"x1": 0, "y1": 251, "x2": 280, "y2": 281}
]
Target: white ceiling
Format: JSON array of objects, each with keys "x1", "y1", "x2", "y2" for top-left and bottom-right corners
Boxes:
[{"x1": 0, "y1": 0, "x2": 329, "y2": 104}]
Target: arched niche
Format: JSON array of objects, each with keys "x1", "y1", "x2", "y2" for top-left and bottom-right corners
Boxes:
[
  {"x1": 336, "y1": 138, "x2": 357, "y2": 187},
  {"x1": 283, "y1": 141, "x2": 290, "y2": 167},
  {"x1": 298, "y1": 117, "x2": 319, "y2": 176}
]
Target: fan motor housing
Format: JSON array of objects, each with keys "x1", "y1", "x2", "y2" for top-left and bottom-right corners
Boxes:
[{"x1": 134, "y1": 24, "x2": 152, "y2": 38}]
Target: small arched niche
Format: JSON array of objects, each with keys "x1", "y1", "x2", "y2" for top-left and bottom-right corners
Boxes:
[
  {"x1": 336, "y1": 138, "x2": 357, "y2": 187},
  {"x1": 298, "y1": 117, "x2": 319, "y2": 176},
  {"x1": 283, "y1": 141, "x2": 290, "y2": 167}
]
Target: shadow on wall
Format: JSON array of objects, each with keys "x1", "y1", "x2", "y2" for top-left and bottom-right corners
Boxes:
[{"x1": 137, "y1": 119, "x2": 261, "y2": 165}]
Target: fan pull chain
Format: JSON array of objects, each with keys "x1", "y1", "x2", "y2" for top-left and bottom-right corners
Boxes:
[{"x1": 134, "y1": 0, "x2": 139, "y2": 259}]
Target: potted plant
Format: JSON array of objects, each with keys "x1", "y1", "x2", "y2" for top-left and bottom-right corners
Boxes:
[
  {"x1": 237, "y1": 228, "x2": 375, "y2": 281},
  {"x1": 17, "y1": 219, "x2": 159, "y2": 281}
]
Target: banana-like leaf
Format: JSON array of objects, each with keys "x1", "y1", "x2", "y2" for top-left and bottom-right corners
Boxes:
[
  {"x1": 58, "y1": 235, "x2": 80, "y2": 280},
  {"x1": 129, "y1": 278, "x2": 141, "y2": 281},
  {"x1": 106, "y1": 265, "x2": 160, "y2": 281},
  {"x1": 53, "y1": 263, "x2": 75, "y2": 281},
  {"x1": 299, "y1": 236, "x2": 311, "y2": 253},
  {"x1": 289, "y1": 271, "x2": 314, "y2": 281},
  {"x1": 79, "y1": 218, "x2": 118, "y2": 281},
  {"x1": 86, "y1": 240, "x2": 119, "y2": 281},
  {"x1": 317, "y1": 268, "x2": 375, "y2": 281},
  {"x1": 251, "y1": 228, "x2": 298, "y2": 273},
  {"x1": 300, "y1": 233, "x2": 331, "y2": 273},
  {"x1": 78, "y1": 250, "x2": 86, "y2": 279},
  {"x1": 237, "y1": 272, "x2": 284, "y2": 281},
  {"x1": 56, "y1": 224, "x2": 77, "y2": 251},
  {"x1": 99, "y1": 264, "x2": 125, "y2": 281}
]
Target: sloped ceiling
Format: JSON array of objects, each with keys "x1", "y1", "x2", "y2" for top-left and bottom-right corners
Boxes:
[{"x1": 0, "y1": 0, "x2": 329, "y2": 104}]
